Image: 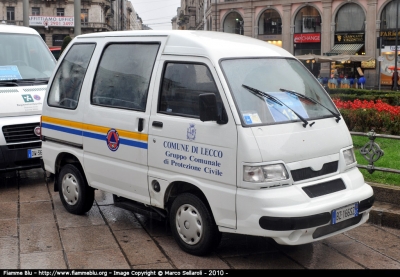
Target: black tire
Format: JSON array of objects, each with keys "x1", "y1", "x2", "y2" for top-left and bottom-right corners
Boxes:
[
  {"x1": 169, "y1": 193, "x2": 221, "y2": 256},
  {"x1": 58, "y1": 164, "x2": 94, "y2": 215}
]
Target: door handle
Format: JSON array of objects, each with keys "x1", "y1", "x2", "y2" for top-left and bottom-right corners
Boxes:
[
  {"x1": 152, "y1": 121, "x2": 163, "y2": 128},
  {"x1": 138, "y1": 118, "x2": 144, "y2": 132}
]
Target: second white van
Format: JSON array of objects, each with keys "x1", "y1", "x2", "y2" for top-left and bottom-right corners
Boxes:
[{"x1": 0, "y1": 24, "x2": 56, "y2": 173}]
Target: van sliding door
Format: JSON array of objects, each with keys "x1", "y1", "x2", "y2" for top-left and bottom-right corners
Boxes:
[{"x1": 83, "y1": 39, "x2": 165, "y2": 204}]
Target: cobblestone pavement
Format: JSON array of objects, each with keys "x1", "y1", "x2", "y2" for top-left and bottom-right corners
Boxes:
[{"x1": 1, "y1": 169, "x2": 400, "y2": 269}]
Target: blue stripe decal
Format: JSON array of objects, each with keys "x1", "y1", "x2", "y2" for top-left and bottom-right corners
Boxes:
[
  {"x1": 83, "y1": 131, "x2": 148, "y2": 149},
  {"x1": 82, "y1": 131, "x2": 105, "y2": 141},
  {"x1": 43, "y1": 123, "x2": 148, "y2": 150},
  {"x1": 42, "y1": 123, "x2": 83, "y2": 136},
  {"x1": 120, "y1": 138, "x2": 148, "y2": 149}
]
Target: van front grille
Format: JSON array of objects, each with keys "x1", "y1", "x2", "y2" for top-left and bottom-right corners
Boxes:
[
  {"x1": 291, "y1": 161, "x2": 338, "y2": 182},
  {"x1": 2, "y1": 123, "x2": 40, "y2": 144},
  {"x1": 7, "y1": 142, "x2": 41, "y2": 150}
]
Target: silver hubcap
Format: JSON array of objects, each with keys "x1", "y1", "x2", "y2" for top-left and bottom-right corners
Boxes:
[
  {"x1": 175, "y1": 204, "x2": 203, "y2": 245},
  {"x1": 62, "y1": 173, "x2": 79, "y2": 205}
]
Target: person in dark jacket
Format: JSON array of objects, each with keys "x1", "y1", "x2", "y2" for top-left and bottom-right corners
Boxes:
[{"x1": 392, "y1": 71, "x2": 399, "y2": 91}]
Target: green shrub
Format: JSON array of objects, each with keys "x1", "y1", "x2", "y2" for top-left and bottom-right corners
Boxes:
[
  {"x1": 329, "y1": 88, "x2": 394, "y2": 95},
  {"x1": 340, "y1": 109, "x2": 392, "y2": 134},
  {"x1": 60, "y1": 36, "x2": 72, "y2": 54}
]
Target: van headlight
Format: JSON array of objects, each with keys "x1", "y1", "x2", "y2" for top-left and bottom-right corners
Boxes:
[
  {"x1": 243, "y1": 164, "x2": 289, "y2": 183},
  {"x1": 343, "y1": 148, "x2": 356, "y2": 166}
]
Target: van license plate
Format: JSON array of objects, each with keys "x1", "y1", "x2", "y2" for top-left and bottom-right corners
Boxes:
[
  {"x1": 331, "y1": 203, "x2": 359, "y2": 224},
  {"x1": 28, "y1": 149, "x2": 42, "y2": 158}
]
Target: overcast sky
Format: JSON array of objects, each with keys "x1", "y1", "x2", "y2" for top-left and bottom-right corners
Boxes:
[{"x1": 128, "y1": 0, "x2": 181, "y2": 30}]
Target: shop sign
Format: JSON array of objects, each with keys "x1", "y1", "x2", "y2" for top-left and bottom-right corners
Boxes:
[
  {"x1": 29, "y1": 16, "x2": 74, "y2": 27},
  {"x1": 361, "y1": 59, "x2": 376, "y2": 69},
  {"x1": 380, "y1": 30, "x2": 400, "y2": 38},
  {"x1": 335, "y1": 33, "x2": 364, "y2": 44},
  {"x1": 258, "y1": 34, "x2": 282, "y2": 40},
  {"x1": 293, "y1": 33, "x2": 320, "y2": 43}
]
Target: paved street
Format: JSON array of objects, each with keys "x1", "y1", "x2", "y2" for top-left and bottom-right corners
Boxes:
[{"x1": 1, "y1": 168, "x2": 400, "y2": 269}]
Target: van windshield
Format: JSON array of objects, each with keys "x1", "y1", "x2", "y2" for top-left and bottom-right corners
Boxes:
[
  {"x1": 0, "y1": 33, "x2": 56, "y2": 84},
  {"x1": 220, "y1": 58, "x2": 338, "y2": 126}
]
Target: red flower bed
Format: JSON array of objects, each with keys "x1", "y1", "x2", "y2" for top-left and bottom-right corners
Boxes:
[
  {"x1": 333, "y1": 99, "x2": 400, "y2": 116},
  {"x1": 333, "y1": 99, "x2": 400, "y2": 135}
]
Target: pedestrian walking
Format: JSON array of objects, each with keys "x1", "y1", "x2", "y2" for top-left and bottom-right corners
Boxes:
[{"x1": 359, "y1": 76, "x2": 366, "y2": 89}]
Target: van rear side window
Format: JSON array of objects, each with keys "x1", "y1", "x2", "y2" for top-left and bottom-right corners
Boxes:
[
  {"x1": 91, "y1": 43, "x2": 160, "y2": 111},
  {"x1": 47, "y1": 44, "x2": 95, "y2": 109}
]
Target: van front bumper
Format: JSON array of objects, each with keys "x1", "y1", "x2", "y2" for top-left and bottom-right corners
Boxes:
[
  {"x1": 0, "y1": 144, "x2": 42, "y2": 172},
  {"x1": 235, "y1": 168, "x2": 375, "y2": 245},
  {"x1": 259, "y1": 194, "x2": 374, "y2": 240},
  {"x1": 258, "y1": 194, "x2": 374, "y2": 232}
]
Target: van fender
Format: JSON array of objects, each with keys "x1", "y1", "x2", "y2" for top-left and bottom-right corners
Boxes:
[
  {"x1": 155, "y1": 175, "x2": 237, "y2": 229},
  {"x1": 163, "y1": 181, "x2": 215, "y2": 221},
  {"x1": 53, "y1": 152, "x2": 87, "y2": 192}
]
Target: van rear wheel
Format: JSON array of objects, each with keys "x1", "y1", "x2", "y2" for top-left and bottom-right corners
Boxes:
[
  {"x1": 170, "y1": 193, "x2": 221, "y2": 256},
  {"x1": 58, "y1": 164, "x2": 94, "y2": 215}
]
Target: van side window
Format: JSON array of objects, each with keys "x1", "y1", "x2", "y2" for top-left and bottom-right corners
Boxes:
[
  {"x1": 91, "y1": 43, "x2": 160, "y2": 111},
  {"x1": 47, "y1": 44, "x2": 95, "y2": 109},
  {"x1": 159, "y1": 63, "x2": 225, "y2": 118}
]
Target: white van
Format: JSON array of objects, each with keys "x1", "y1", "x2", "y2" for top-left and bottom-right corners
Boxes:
[
  {"x1": 41, "y1": 30, "x2": 374, "y2": 256},
  {"x1": 0, "y1": 24, "x2": 56, "y2": 173}
]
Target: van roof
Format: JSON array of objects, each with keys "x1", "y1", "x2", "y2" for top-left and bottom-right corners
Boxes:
[
  {"x1": 0, "y1": 24, "x2": 40, "y2": 35},
  {"x1": 76, "y1": 30, "x2": 292, "y2": 60}
]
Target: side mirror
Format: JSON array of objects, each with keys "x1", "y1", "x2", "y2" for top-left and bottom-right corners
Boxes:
[{"x1": 199, "y1": 93, "x2": 218, "y2": 122}]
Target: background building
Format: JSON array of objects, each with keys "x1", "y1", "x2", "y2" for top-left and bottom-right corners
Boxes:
[
  {"x1": 0, "y1": 0, "x2": 143, "y2": 47},
  {"x1": 126, "y1": 1, "x2": 143, "y2": 31},
  {"x1": 173, "y1": 0, "x2": 400, "y2": 89}
]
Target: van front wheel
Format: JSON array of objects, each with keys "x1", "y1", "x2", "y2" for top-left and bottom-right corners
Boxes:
[
  {"x1": 58, "y1": 164, "x2": 94, "y2": 215},
  {"x1": 170, "y1": 193, "x2": 220, "y2": 256}
]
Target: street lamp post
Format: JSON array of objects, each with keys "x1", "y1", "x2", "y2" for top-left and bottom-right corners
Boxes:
[
  {"x1": 23, "y1": 0, "x2": 29, "y2": 27},
  {"x1": 394, "y1": 0, "x2": 399, "y2": 91},
  {"x1": 74, "y1": 0, "x2": 81, "y2": 37},
  {"x1": 215, "y1": 0, "x2": 217, "y2": 32}
]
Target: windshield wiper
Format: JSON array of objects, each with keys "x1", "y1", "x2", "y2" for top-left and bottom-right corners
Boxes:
[
  {"x1": 17, "y1": 78, "x2": 49, "y2": 84},
  {"x1": 279, "y1": 88, "x2": 341, "y2": 123},
  {"x1": 242, "y1": 84, "x2": 310, "y2": 128},
  {"x1": 0, "y1": 80, "x2": 19, "y2": 86},
  {"x1": 0, "y1": 78, "x2": 48, "y2": 87}
]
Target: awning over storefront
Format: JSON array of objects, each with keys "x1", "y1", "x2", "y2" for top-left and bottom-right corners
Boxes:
[
  {"x1": 295, "y1": 54, "x2": 332, "y2": 62},
  {"x1": 331, "y1": 54, "x2": 373, "y2": 62},
  {"x1": 325, "y1": 44, "x2": 364, "y2": 55},
  {"x1": 295, "y1": 53, "x2": 372, "y2": 63}
]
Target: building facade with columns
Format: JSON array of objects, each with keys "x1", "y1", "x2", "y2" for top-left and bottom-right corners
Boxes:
[
  {"x1": 0, "y1": 0, "x2": 142, "y2": 47},
  {"x1": 174, "y1": 0, "x2": 400, "y2": 89}
]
